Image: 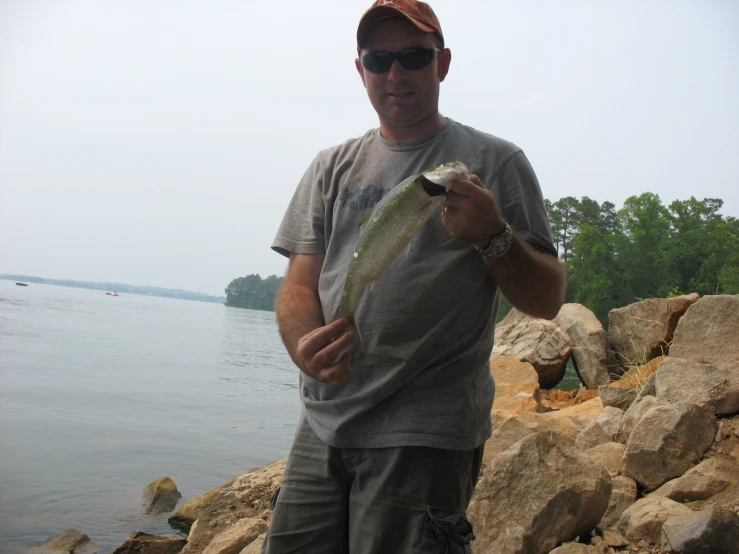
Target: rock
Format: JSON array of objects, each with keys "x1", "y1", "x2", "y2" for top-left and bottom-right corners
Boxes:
[
  {"x1": 201, "y1": 517, "x2": 266, "y2": 554},
  {"x1": 669, "y1": 295, "x2": 739, "y2": 370},
  {"x1": 576, "y1": 407, "x2": 624, "y2": 450},
  {"x1": 144, "y1": 476, "x2": 182, "y2": 515},
  {"x1": 482, "y1": 411, "x2": 582, "y2": 468},
  {"x1": 555, "y1": 303, "x2": 610, "y2": 389},
  {"x1": 620, "y1": 402, "x2": 718, "y2": 490},
  {"x1": 651, "y1": 457, "x2": 733, "y2": 502},
  {"x1": 598, "y1": 476, "x2": 638, "y2": 531},
  {"x1": 586, "y1": 442, "x2": 626, "y2": 476},
  {"x1": 616, "y1": 496, "x2": 692, "y2": 544},
  {"x1": 468, "y1": 430, "x2": 612, "y2": 554},
  {"x1": 110, "y1": 538, "x2": 187, "y2": 554},
  {"x1": 490, "y1": 356, "x2": 543, "y2": 419},
  {"x1": 549, "y1": 543, "x2": 600, "y2": 554},
  {"x1": 181, "y1": 458, "x2": 286, "y2": 554},
  {"x1": 169, "y1": 476, "x2": 240, "y2": 533},
  {"x1": 635, "y1": 372, "x2": 657, "y2": 401},
  {"x1": 237, "y1": 533, "x2": 266, "y2": 553},
  {"x1": 606, "y1": 294, "x2": 699, "y2": 371},
  {"x1": 600, "y1": 529, "x2": 628, "y2": 548},
  {"x1": 656, "y1": 357, "x2": 739, "y2": 416},
  {"x1": 34, "y1": 529, "x2": 99, "y2": 554},
  {"x1": 598, "y1": 385, "x2": 638, "y2": 410},
  {"x1": 660, "y1": 504, "x2": 739, "y2": 554},
  {"x1": 618, "y1": 395, "x2": 665, "y2": 444},
  {"x1": 493, "y1": 309, "x2": 572, "y2": 389}
]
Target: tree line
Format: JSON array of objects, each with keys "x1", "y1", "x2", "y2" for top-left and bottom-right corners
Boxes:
[
  {"x1": 543, "y1": 193, "x2": 738, "y2": 323},
  {"x1": 225, "y1": 274, "x2": 283, "y2": 311}
]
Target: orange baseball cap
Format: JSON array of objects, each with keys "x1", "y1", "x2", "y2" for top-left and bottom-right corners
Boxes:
[{"x1": 357, "y1": 0, "x2": 444, "y2": 49}]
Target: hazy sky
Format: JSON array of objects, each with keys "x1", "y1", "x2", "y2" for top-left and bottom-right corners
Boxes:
[{"x1": 1, "y1": 0, "x2": 737, "y2": 296}]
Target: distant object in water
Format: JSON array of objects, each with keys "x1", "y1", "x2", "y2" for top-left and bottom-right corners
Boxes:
[
  {"x1": 16, "y1": 282, "x2": 29, "y2": 287},
  {"x1": 106, "y1": 291, "x2": 119, "y2": 297}
]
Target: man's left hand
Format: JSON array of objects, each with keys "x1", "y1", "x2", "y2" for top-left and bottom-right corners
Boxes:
[{"x1": 441, "y1": 174, "x2": 506, "y2": 248}]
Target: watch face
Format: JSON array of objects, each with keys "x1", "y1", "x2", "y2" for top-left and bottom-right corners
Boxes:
[{"x1": 492, "y1": 238, "x2": 508, "y2": 256}]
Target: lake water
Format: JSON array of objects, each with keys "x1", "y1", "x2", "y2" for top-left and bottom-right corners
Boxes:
[{"x1": 0, "y1": 280, "x2": 302, "y2": 553}]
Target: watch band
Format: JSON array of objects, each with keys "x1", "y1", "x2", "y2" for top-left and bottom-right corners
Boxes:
[{"x1": 473, "y1": 222, "x2": 513, "y2": 259}]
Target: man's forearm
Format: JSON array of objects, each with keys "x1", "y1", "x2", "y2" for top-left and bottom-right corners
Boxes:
[
  {"x1": 275, "y1": 282, "x2": 325, "y2": 368},
  {"x1": 483, "y1": 231, "x2": 566, "y2": 320}
]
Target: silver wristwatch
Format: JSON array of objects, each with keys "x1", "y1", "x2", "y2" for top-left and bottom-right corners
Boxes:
[{"x1": 474, "y1": 222, "x2": 512, "y2": 259}]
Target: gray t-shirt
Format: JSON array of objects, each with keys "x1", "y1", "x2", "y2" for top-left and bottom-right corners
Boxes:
[{"x1": 272, "y1": 119, "x2": 555, "y2": 450}]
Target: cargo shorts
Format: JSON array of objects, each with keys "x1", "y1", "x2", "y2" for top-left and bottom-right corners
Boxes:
[{"x1": 261, "y1": 417, "x2": 484, "y2": 554}]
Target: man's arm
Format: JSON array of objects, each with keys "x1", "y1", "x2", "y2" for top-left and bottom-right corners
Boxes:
[
  {"x1": 442, "y1": 174, "x2": 566, "y2": 320},
  {"x1": 276, "y1": 252, "x2": 355, "y2": 386}
]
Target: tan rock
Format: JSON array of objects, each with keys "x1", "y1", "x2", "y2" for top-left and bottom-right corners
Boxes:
[
  {"x1": 669, "y1": 294, "x2": 739, "y2": 372},
  {"x1": 620, "y1": 402, "x2": 717, "y2": 490},
  {"x1": 656, "y1": 357, "x2": 739, "y2": 415},
  {"x1": 616, "y1": 496, "x2": 692, "y2": 544},
  {"x1": 111, "y1": 538, "x2": 187, "y2": 554},
  {"x1": 169, "y1": 476, "x2": 239, "y2": 533},
  {"x1": 469, "y1": 430, "x2": 612, "y2": 554},
  {"x1": 586, "y1": 442, "x2": 626, "y2": 476},
  {"x1": 556, "y1": 303, "x2": 610, "y2": 389},
  {"x1": 652, "y1": 457, "x2": 734, "y2": 502},
  {"x1": 575, "y1": 407, "x2": 624, "y2": 451},
  {"x1": 238, "y1": 533, "x2": 266, "y2": 554},
  {"x1": 33, "y1": 529, "x2": 99, "y2": 554},
  {"x1": 490, "y1": 356, "x2": 543, "y2": 419},
  {"x1": 607, "y1": 294, "x2": 699, "y2": 371},
  {"x1": 598, "y1": 476, "x2": 637, "y2": 531},
  {"x1": 201, "y1": 518, "x2": 266, "y2": 554},
  {"x1": 549, "y1": 543, "x2": 599, "y2": 554},
  {"x1": 182, "y1": 458, "x2": 286, "y2": 554},
  {"x1": 660, "y1": 504, "x2": 739, "y2": 553},
  {"x1": 618, "y1": 395, "x2": 665, "y2": 444},
  {"x1": 493, "y1": 309, "x2": 572, "y2": 389}
]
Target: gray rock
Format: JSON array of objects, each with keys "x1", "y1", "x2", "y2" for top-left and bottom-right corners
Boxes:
[
  {"x1": 635, "y1": 372, "x2": 657, "y2": 401},
  {"x1": 607, "y1": 294, "x2": 699, "y2": 371},
  {"x1": 598, "y1": 385, "x2": 638, "y2": 410},
  {"x1": 576, "y1": 407, "x2": 625, "y2": 450},
  {"x1": 620, "y1": 402, "x2": 717, "y2": 490},
  {"x1": 468, "y1": 430, "x2": 612, "y2": 554},
  {"x1": 34, "y1": 529, "x2": 99, "y2": 554},
  {"x1": 549, "y1": 543, "x2": 600, "y2": 554},
  {"x1": 598, "y1": 476, "x2": 638, "y2": 531},
  {"x1": 618, "y1": 395, "x2": 665, "y2": 444},
  {"x1": 669, "y1": 295, "x2": 739, "y2": 372},
  {"x1": 586, "y1": 442, "x2": 626, "y2": 476},
  {"x1": 656, "y1": 357, "x2": 739, "y2": 416},
  {"x1": 652, "y1": 457, "x2": 733, "y2": 502},
  {"x1": 617, "y1": 496, "x2": 692, "y2": 544},
  {"x1": 493, "y1": 309, "x2": 572, "y2": 389},
  {"x1": 110, "y1": 538, "x2": 187, "y2": 554},
  {"x1": 555, "y1": 303, "x2": 610, "y2": 389},
  {"x1": 660, "y1": 504, "x2": 739, "y2": 554}
]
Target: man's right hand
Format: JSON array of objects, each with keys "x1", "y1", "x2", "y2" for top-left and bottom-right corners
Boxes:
[{"x1": 295, "y1": 318, "x2": 354, "y2": 386}]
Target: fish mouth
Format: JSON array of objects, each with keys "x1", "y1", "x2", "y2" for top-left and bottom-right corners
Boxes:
[{"x1": 419, "y1": 175, "x2": 447, "y2": 197}]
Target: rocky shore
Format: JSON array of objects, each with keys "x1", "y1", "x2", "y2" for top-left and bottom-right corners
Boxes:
[{"x1": 34, "y1": 294, "x2": 739, "y2": 554}]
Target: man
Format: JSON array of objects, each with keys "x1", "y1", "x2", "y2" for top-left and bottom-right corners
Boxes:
[{"x1": 264, "y1": 1, "x2": 566, "y2": 552}]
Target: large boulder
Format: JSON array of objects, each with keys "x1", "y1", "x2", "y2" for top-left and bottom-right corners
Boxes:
[
  {"x1": 616, "y1": 496, "x2": 692, "y2": 544},
  {"x1": 660, "y1": 504, "x2": 739, "y2": 554},
  {"x1": 669, "y1": 294, "x2": 739, "y2": 371},
  {"x1": 490, "y1": 356, "x2": 543, "y2": 420},
  {"x1": 201, "y1": 517, "x2": 266, "y2": 554},
  {"x1": 607, "y1": 294, "x2": 699, "y2": 371},
  {"x1": 555, "y1": 303, "x2": 610, "y2": 389},
  {"x1": 656, "y1": 357, "x2": 739, "y2": 416},
  {"x1": 144, "y1": 476, "x2": 182, "y2": 515},
  {"x1": 620, "y1": 402, "x2": 717, "y2": 490},
  {"x1": 468, "y1": 430, "x2": 612, "y2": 554},
  {"x1": 493, "y1": 309, "x2": 572, "y2": 389},
  {"x1": 585, "y1": 442, "x2": 626, "y2": 476},
  {"x1": 617, "y1": 395, "x2": 665, "y2": 444},
  {"x1": 575, "y1": 407, "x2": 624, "y2": 451},
  {"x1": 181, "y1": 458, "x2": 286, "y2": 554}
]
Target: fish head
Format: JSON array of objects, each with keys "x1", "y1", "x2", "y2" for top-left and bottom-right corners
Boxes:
[{"x1": 419, "y1": 161, "x2": 469, "y2": 196}]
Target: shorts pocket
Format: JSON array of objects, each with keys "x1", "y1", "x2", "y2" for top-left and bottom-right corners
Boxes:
[{"x1": 417, "y1": 507, "x2": 475, "y2": 554}]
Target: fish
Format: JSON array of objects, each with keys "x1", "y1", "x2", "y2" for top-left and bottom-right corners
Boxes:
[{"x1": 332, "y1": 161, "x2": 469, "y2": 360}]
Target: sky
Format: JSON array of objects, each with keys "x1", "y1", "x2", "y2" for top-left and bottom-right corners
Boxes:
[{"x1": 1, "y1": 0, "x2": 737, "y2": 296}]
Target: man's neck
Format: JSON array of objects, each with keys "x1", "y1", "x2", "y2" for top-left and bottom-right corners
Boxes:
[{"x1": 379, "y1": 113, "x2": 448, "y2": 143}]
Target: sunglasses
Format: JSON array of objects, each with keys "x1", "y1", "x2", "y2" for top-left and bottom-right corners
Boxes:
[{"x1": 360, "y1": 47, "x2": 441, "y2": 74}]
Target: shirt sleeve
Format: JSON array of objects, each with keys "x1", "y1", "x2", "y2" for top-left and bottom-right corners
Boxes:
[
  {"x1": 271, "y1": 154, "x2": 328, "y2": 258},
  {"x1": 492, "y1": 151, "x2": 557, "y2": 256}
]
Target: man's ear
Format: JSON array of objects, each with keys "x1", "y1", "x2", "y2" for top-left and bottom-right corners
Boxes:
[
  {"x1": 438, "y1": 48, "x2": 451, "y2": 82},
  {"x1": 355, "y1": 58, "x2": 367, "y2": 87}
]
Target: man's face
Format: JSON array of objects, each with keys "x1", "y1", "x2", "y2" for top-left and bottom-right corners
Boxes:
[{"x1": 355, "y1": 17, "x2": 450, "y2": 131}]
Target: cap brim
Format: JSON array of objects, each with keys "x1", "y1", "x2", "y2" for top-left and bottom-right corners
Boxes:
[{"x1": 357, "y1": 6, "x2": 436, "y2": 48}]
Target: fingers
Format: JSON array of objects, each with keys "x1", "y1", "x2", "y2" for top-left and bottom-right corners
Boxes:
[
  {"x1": 297, "y1": 319, "x2": 355, "y2": 387},
  {"x1": 316, "y1": 354, "x2": 352, "y2": 387},
  {"x1": 299, "y1": 318, "x2": 350, "y2": 360}
]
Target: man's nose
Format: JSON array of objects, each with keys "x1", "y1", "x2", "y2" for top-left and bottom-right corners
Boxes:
[{"x1": 386, "y1": 59, "x2": 408, "y2": 80}]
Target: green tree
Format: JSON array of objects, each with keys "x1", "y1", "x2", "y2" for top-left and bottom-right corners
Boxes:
[{"x1": 225, "y1": 274, "x2": 284, "y2": 311}]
